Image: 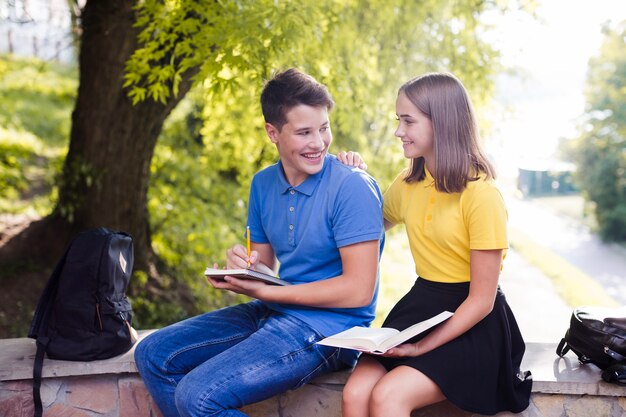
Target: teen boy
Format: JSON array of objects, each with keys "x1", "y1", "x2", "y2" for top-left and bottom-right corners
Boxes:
[{"x1": 134, "y1": 68, "x2": 384, "y2": 417}]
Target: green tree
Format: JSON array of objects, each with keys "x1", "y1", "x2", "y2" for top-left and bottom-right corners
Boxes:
[
  {"x1": 136, "y1": 0, "x2": 504, "y2": 324},
  {"x1": 1, "y1": 0, "x2": 513, "y2": 334},
  {"x1": 565, "y1": 21, "x2": 626, "y2": 242}
]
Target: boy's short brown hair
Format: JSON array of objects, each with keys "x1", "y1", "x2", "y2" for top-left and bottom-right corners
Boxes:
[{"x1": 260, "y1": 68, "x2": 334, "y2": 131}]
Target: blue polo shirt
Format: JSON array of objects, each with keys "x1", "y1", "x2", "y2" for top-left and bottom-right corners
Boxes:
[{"x1": 248, "y1": 155, "x2": 384, "y2": 340}]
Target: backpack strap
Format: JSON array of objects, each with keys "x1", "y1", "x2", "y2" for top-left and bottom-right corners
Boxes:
[
  {"x1": 28, "y1": 248, "x2": 70, "y2": 339},
  {"x1": 32, "y1": 336, "x2": 49, "y2": 417},
  {"x1": 29, "y1": 247, "x2": 70, "y2": 417},
  {"x1": 556, "y1": 337, "x2": 570, "y2": 357}
]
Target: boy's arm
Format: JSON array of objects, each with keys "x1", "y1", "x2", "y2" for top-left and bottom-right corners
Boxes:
[{"x1": 214, "y1": 239, "x2": 379, "y2": 308}]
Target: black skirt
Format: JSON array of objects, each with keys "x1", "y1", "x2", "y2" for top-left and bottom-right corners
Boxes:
[{"x1": 370, "y1": 277, "x2": 532, "y2": 415}]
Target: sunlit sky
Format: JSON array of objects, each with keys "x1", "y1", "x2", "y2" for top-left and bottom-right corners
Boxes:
[{"x1": 481, "y1": 0, "x2": 626, "y2": 179}]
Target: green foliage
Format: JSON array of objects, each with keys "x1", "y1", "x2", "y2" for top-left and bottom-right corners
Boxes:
[
  {"x1": 127, "y1": 0, "x2": 504, "y2": 188},
  {"x1": 136, "y1": 1, "x2": 508, "y2": 326},
  {"x1": 0, "y1": 54, "x2": 76, "y2": 215},
  {"x1": 129, "y1": 0, "x2": 510, "y2": 325},
  {"x1": 564, "y1": 21, "x2": 626, "y2": 242},
  {"x1": 128, "y1": 270, "x2": 190, "y2": 329},
  {"x1": 148, "y1": 89, "x2": 259, "y2": 318},
  {"x1": 2, "y1": 0, "x2": 518, "y2": 328}
]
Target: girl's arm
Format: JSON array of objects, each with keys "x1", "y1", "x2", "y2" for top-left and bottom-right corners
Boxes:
[{"x1": 384, "y1": 249, "x2": 502, "y2": 357}]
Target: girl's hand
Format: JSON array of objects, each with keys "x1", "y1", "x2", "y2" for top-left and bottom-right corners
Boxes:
[
  {"x1": 337, "y1": 151, "x2": 368, "y2": 171},
  {"x1": 382, "y1": 342, "x2": 420, "y2": 358}
]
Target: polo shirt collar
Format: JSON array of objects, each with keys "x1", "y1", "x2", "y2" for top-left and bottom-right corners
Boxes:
[
  {"x1": 424, "y1": 166, "x2": 435, "y2": 188},
  {"x1": 277, "y1": 155, "x2": 330, "y2": 196}
]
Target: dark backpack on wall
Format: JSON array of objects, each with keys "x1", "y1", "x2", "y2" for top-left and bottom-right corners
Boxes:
[
  {"x1": 556, "y1": 306, "x2": 626, "y2": 385},
  {"x1": 28, "y1": 227, "x2": 137, "y2": 416}
]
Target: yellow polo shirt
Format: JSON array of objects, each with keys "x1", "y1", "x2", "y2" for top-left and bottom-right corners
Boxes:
[{"x1": 383, "y1": 168, "x2": 508, "y2": 283}]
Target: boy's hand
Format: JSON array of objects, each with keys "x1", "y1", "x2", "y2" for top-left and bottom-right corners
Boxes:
[
  {"x1": 206, "y1": 263, "x2": 270, "y2": 299},
  {"x1": 226, "y1": 244, "x2": 258, "y2": 269},
  {"x1": 337, "y1": 151, "x2": 368, "y2": 171},
  {"x1": 208, "y1": 243, "x2": 271, "y2": 298}
]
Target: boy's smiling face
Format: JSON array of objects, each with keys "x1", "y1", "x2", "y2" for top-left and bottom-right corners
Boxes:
[{"x1": 265, "y1": 104, "x2": 332, "y2": 187}]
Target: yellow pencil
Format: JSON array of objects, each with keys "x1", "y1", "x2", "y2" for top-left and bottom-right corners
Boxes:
[{"x1": 246, "y1": 226, "x2": 251, "y2": 268}]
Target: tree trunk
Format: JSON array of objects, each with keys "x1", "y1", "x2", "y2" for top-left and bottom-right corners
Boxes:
[
  {"x1": 0, "y1": 0, "x2": 199, "y2": 336},
  {"x1": 56, "y1": 0, "x2": 197, "y2": 275}
]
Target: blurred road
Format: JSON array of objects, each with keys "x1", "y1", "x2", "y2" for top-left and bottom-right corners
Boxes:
[
  {"x1": 505, "y1": 195, "x2": 626, "y2": 305},
  {"x1": 498, "y1": 191, "x2": 626, "y2": 343},
  {"x1": 499, "y1": 248, "x2": 572, "y2": 343}
]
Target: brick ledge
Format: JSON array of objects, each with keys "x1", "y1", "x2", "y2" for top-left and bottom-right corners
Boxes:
[{"x1": 1, "y1": 332, "x2": 623, "y2": 398}]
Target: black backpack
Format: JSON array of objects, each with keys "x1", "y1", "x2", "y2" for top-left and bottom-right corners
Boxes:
[
  {"x1": 556, "y1": 306, "x2": 626, "y2": 385},
  {"x1": 28, "y1": 227, "x2": 137, "y2": 416}
]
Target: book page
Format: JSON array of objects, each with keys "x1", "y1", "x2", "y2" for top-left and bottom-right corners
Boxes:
[
  {"x1": 317, "y1": 327, "x2": 399, "y2": 351},
  {"x1": 253, "y1": 263, "x2": 276, "y2": 276},
  {"x1": 204, "y1": 267, "x2": 289, "y2": 286}
]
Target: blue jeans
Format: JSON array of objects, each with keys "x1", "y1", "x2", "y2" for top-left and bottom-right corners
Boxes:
[{"x1": 134, "y1": 301, "x2": 346, "y2": 417}]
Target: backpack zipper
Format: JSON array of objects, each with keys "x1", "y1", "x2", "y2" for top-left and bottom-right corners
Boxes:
[{"x1": 120, "y1": 311, "x2": 138, "y2": 343}]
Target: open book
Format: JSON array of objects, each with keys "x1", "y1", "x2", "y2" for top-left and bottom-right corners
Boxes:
[
  {"x1": 317, "y1": 311, "x2": 453, "y2": 354},
  {"x1": 204, "y1": 267, "x2": 291, "y2": 286}
]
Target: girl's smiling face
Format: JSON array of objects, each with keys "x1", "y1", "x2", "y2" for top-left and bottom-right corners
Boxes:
[{"x1": 394, "y1": 91, "x2": 434, "y2": 162}]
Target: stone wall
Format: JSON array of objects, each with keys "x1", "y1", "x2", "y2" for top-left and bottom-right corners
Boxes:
[
  {"x1": 2, "y1": 334, "x2": 624, "y2": 417},
  {"x1": 1, "y1": 375, "x2": 160, "y2": 417}
]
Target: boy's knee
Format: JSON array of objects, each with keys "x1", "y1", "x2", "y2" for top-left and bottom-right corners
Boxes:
[
  {"x1": 133, "y1": 337, "x2": 150, "y2": 368},
  {"x1": 175, "y1": 377, "x2": 223, "y2": 417},
  {"x1": 134, "y1": 332, "x2": 164, "y2": 373}
]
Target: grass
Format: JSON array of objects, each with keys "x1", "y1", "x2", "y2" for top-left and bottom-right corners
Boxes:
[
  {"x1": 0, "y1": 54, "x2": 76, "y2": 218},
  {"x1": 509, "y1": 228, "x2": 619, "y2": 308},
  {"x1": 375, "y1": 226, "x2": 415, "y2": 327}
]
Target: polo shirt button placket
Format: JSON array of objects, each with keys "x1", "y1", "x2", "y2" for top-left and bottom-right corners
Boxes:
[
  {"x1": 424, "y1": 191, "x2": 435, "y2": 232},
  {"x1": 288, "y1": 189, "x2": 296, "y2": 246}
]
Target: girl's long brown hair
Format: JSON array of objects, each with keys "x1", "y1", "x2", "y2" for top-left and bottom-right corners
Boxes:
[{"x1": 400, "y1": 72, "x2": 495, "y2": 193}]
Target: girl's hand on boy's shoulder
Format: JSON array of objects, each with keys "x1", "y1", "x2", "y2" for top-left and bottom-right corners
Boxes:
[{"x1": 337, "y1": 151, "x2": 368, "y2": 171}]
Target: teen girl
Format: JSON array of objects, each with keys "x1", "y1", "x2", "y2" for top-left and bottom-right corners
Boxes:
[{"x1": 342, "y1": 73, "x2": 532, "y2": 417}]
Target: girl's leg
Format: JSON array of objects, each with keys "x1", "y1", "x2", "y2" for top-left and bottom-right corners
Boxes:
[
  {"x1": 342, "y1": 356, "x2": 388, "y2": 417},
  {"x1": 370, "y1": 366, "x2": 445, "y2": 417}
]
